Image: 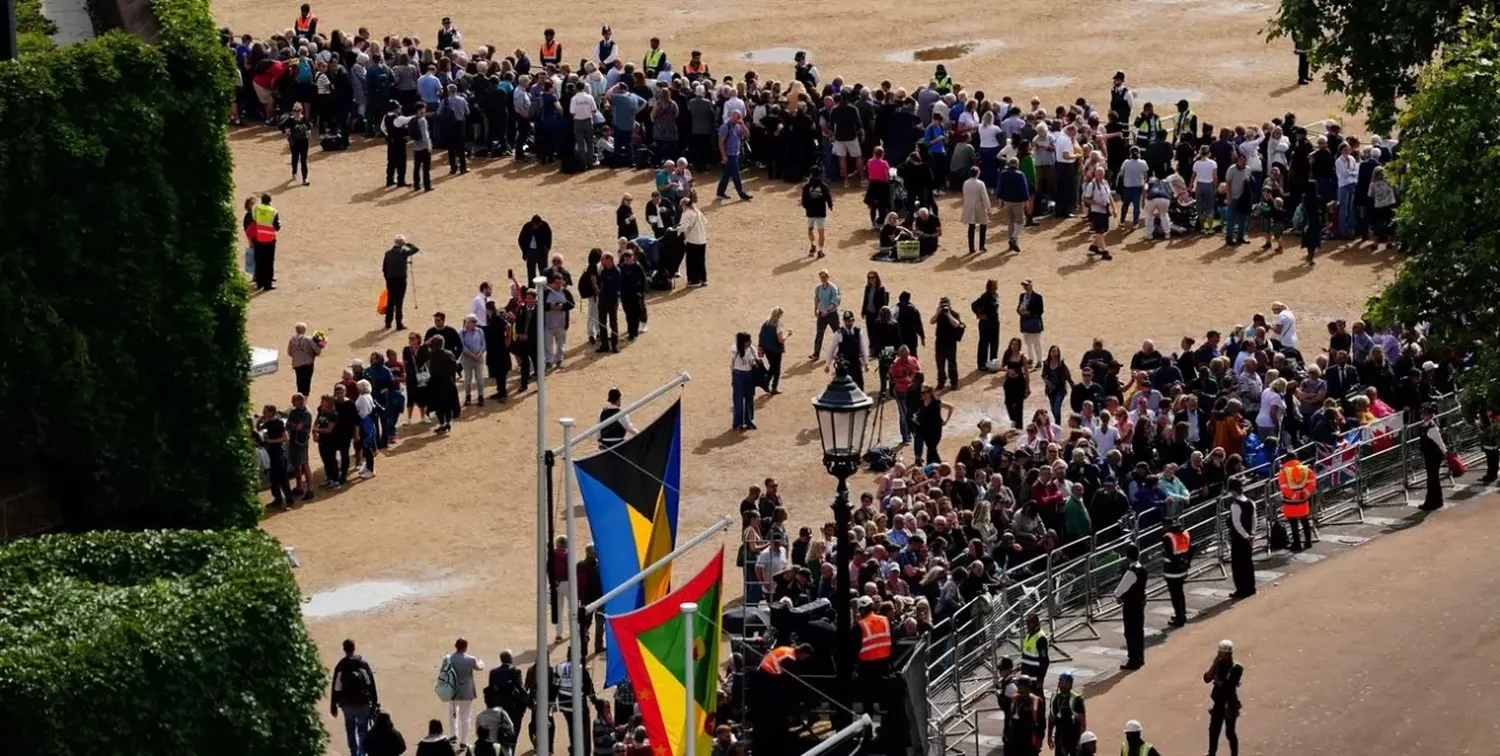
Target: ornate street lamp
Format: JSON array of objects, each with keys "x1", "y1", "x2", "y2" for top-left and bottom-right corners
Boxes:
[{"x1": 810, "y1": 358, "x2": 873, "y2": 727}]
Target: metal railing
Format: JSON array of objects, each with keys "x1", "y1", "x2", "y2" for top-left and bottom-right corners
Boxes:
[{"x1": 922, "y1": 391, "x2": 1485, "y2": 756}]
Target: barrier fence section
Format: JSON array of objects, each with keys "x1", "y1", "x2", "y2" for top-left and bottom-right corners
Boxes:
[{"x1": 922, "y1": 391, "x2": 1486, "y2": 756}]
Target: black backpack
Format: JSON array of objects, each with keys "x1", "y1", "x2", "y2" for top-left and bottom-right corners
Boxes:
[{"x1": 337, "y1": 658, "x2": 374, "y2": 704}]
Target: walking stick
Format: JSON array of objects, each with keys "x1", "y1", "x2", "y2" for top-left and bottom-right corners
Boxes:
[{"x1": 408, "y1": 258, "x2": 418, "y2": 310}]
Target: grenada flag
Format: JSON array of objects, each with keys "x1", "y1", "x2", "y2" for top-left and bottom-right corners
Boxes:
[{"x1": 607, "y1": 549, "x2": 724, "y2": 756}]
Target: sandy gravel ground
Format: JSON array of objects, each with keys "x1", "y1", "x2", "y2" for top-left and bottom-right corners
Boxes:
[{"x1": 209, "y1": 0, "x2": 1407, "y2": 746}]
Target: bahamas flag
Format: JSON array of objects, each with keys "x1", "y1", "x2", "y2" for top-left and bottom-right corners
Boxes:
[
  {"x1": 576, "y1": 399, "x2": 682, "y2": 686},
  {"x1": 608, "y1": 550, "x2": 724, "y2": 756}
]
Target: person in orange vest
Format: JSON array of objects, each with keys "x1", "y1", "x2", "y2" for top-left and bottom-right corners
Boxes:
[
  {"x1": 1160, "y1": 517, "x2": 1192, "y2": 626},
  {"x1": 757, "y1": 643, "x2": 810, "y2": 675},
  {"x1": 540, "y1": 28, "x2": 563, "y2": 69},
  {"x1": 855, "y1": 597, "x2": 892, "y2": 713},
  {"x1": 1276, "y1": 456, "x2": 1316, "y2": 551},
  {"x1": 684, "y1": 50, "x2": 710, "y2": 81},
  {"x1": 250, "y1": 192, "x2": 282, "y2": 291},
  {"x1": 294, "y1": 3, "x2": 317, "y2": 39}
]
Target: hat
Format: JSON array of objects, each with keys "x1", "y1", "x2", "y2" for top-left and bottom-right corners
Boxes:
[
  {"x1": 1113, "y1": 70, "x2": 1126, "y2": 80},
  {"x1": 1079, "y1": 732, "x2": 1098, "y2": 745},
  {"x1": 1177, "y1": 98, "x2": 1190, "y2": 108},
  {"x1": 350, "y1": 358, "x2": 364, "y2": 368},
  {"x1": 1218, "y1": 639, "x2": 1234, "y2": 653},
  {"x1": 1021, "y1": 278, "x2": 1034, "y2": 286},
  {"x1": 442, "y1": 16, "x2": 451, "y2": 23},
  {"x1": 1422, "y1": 361, "x2": 1437, "y2": 371},
  {"x1": 1058, "y1": 672, "x2": 1074, "y2": 683},
  {"x1": 601, "y1": 25, "x2": 612, "y2": 34},
  {"x1": 1103, "y1": 475, "x2": 1118, "y2": 485},
  {"x1": 843, "y1": 310, "x2": 856, "y2": 320},
  {"x1": 1124, "y1": 720, "x2": 1143, "y2": 734},
  {"x1": 856, "y1": 596, "x2": 874, "y2": 609},
  {"x1": 1015, "y1": 674, "x2": 1032, "y2": 685},
  {"x1": 771, "y1": 532, "x2": 785, "y2": 542}
]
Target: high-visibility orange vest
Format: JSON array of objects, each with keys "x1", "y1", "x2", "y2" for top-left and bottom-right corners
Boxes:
[
  {"x1": 251, "y1": 203, "x2": 278, "y2": 243},
  {"x1": 540, "y1": 41, "x2": 561, "y2": 64},
  {"x1": 858, "y1": 615, "x2": 892, "y2": 661},
  {"x1": 1277, "y1": 460, "x2": 1315, "y2": 519},
  {"x1": 686, "y1": 60, "x2": 707, "y2": 76},
  {"x1": 1166, "y1": 531, "x2": 1190, "y2": 555},
  {"x1": 759, "y1": 646, "x2": 796, "y2": 674},
  {"x1": 294, "y1": 13, "x2": 316, "y2": 33}
]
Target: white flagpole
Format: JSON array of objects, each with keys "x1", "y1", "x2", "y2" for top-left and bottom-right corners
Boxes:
[
  {"x1": 681, "y1": 602, "x2": 699, "y2": 756},
  {"x1": 561, "y1": 418, "x2": 585, "y2": 756},
  {"x1": 533, "y1": 275, "x2": 551, "y2": 756}
]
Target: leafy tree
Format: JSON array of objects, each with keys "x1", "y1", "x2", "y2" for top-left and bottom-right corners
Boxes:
[
  {"x1": 1267, "y1": 1, "x2": 1494, "y2": 133},
  {"x1": 1366, "y1": 21, "x2": 1500, "y2": 411}
]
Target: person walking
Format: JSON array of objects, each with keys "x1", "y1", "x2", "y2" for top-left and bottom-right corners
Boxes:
[
  {"x1": 731, "y1": 332, "x2": 758, "y2": 431},
  {"x1": 931, "y1": 297, "x2": 965, "y2": 390},
  {"x1": 961, "y1": 166, "x2": 991, "y2": 254},
  {"x1": 555, "y1": 657, "x2": 596, "y2": 756},
  {"x1": 1082, "y1": 167, "x2": 1115, "y2": 260},
  {"x1": 1005, "y1": 674, "x2": 1045, "y2": 756},
  {"x1": 997, "y1": 157, "x2": 1030, "y2": 252},
  {"x1": 519, "y1": 216, "x2": 553, "y2": 282},
  {"x1": 409, "y1": 103, "x2": 434, "y2": 191},
  {"x1": 331, "y1": 639, "x2": 379, "y2": 756},
  {"x1": 482, "y1": 301, "x2": 512, "y2": 403},
  {"x1": 971, "y1": 279, "x2": 1001, "y2": 371},
  {"x1": 250, "y1": 193, "x2": 281, "y2": 291},
  {"x1": 363, "y1": 712, "x2": 406, "y2": 756},
  {"x1": 889, "y1": 346, "x2": 920, "y2": 443},
  {"x1": 542, "y1": 276, "x2": 575, "y2": 371},
  {"x1": 676, "y1": 197, "x2": 710, "y2": 287},
  {"x1": 860, "y1": 271, "x2": 889, "y2": 357},
  {"x1": 1113, "y1": 545, "x2": 1147, "y2": 670},
  {"x1": 802, "y1": 171, "x2": 835, "y2": 258},
  {"x1": 1160, "y1": 518, "x2": 1192, "y2": 626},
  {"x1": 425, "y1": 336, "x2": 459, "y2": 434},
  {"x1": 1419, "y1": 404, "x2": 1448, "y2": 511},
  {"x1": 595, "y1": 251, "x2": 622, "y2": 353},
  {"x1": 1047, "y1": 672, "x2": 1087, "y2": 756},
  {"x1": 1276, "y1": 455, "x2": 1316, "y2": 550},
  {"x1": 487, "y1": 650, "x2": 529, "y2": 752},
  {"x1": 284, "y1": 103, "x2": 312, "y2": 185},
  {"x1": 1204, "y1": 639, "x2": 1244, "y2": 756},
  {"x1": 1017, "y1": 279, "x2": 1045, "y2": 366},
  {"x1": 758, "y1": 308, "x2": 790, "y2": 394},
  {"x1": 1119, "y1": 721, "x2": 1160, "y2": 756},
  {"x1": 618, "y1": 245, "x2": 648, "y2": 339},
  {"x1": 811, "y1": 270, "x2": 842, "y2": 360},
  {"x1": 288, "y1": 323, "x2": 324, "y2": 396},
  {"x1": 823, "y1": 311, "x2": 870, "y2": 390},
  {"x1": 715, "y1": 110, "x2": 753, "y2": 201},
  {"x1": 382, "y1": 236, "x2": 420, "y2": 330},
  {"x1": 438, "y1": 638, "x2": 486, "y2": 747}
]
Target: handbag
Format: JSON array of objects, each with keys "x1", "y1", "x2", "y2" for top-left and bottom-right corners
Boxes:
[
  {"x1": 377, "y1": 289, "x2": 389, "y2": 315},
  {"x1": 1446, "y1": 452, "x2": 1466, "y2": 476}
]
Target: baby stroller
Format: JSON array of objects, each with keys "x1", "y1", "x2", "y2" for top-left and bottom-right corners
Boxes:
[
  {"x1": 1168, "y1": 197, "x2": 1198, "y2": 236},
  {"x1": 890, "y1": 175, "x2": 910, "y2": 221}
]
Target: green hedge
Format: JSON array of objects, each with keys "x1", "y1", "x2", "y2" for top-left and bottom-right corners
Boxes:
[
  {"x1": 0, "y1": 0, "x2": 257, "y2": 529},
  {"x1": 0, "y1": 529, "x2": 326, "y2": 756}
]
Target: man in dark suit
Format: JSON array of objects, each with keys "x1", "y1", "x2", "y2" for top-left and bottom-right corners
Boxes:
[
  {"x1": 895, "y1": 291, "x2": 925, "y2": 358},
  {"x1": 1017, "y1": 279, "x2": 1045, "y2": 366}
]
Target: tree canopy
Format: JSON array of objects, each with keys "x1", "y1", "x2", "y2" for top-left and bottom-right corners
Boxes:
[
  {"x1": 1267, "y1": 0, "x2": 1493, "y2": 133},
  {"x1": 1366, "y1": 21, "x2": 1500, "y2": 410}
]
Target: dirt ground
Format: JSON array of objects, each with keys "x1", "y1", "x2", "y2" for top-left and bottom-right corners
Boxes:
[
  {"x1": 1075, "y1": 496, "x2": 1500, "y2": 756},
  {"x1": 209, "y1": 0, "x2": 1410, "y2": 747}
]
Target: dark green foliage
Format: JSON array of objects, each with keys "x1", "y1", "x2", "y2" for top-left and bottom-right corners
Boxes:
[
  {"x1": 1267, "y1": 0, "x2": 1493, "y2": 134},
  {"x1": 0, "y1": 529, "x2": 326, "y2": 756},
  {"x1": 0, "y1": 0, "x2": 258, "y2": 529},
  {"x1": 16, "y1": 0, "x2": 59, "y2": 36},
  {"x1": 1367, "y1": 22, "x2": 1500, "y2": 412}
]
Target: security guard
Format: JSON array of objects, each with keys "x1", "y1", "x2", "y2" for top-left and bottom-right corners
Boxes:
[
  {"x1": 1160, "y1": 518, "x2": 1192, "y2": 627},
  {"x1": 933, "y1": 64, "x2": 955, "y2": 94},
  {"x1": 1133, "y1": 103, "x2": 1163, "y2": 144},
  {"x1": 684, "y1": 50, "x2": 710, "y2": 81},
  {"x1": 249, "y1": 193, "x2": 281, "y2": 291},
  {"x1": 293, "y1": 3, "x2": 317, "y2": 38},
  {"x1": 1220, "y1": 481, "x2": 1255, "y2": 600},
  {"x1": 554, "y1": 657, "x2": 595, "y2": 756},
  {"x1": 995, "y1": 656, "x2": 1018, "y2": 716},
  {"x1": 856, "y1": 596, "x2": 892, "y2": 671},
  {"x1": 1172, "y1": 100, "x2": 1198, "y2": 144},
  {"x1": 758, "y1": 643, "x2": 810, "y2": 674},
  {"x1": 1276, "y1": 456, "x2": 1317, "y2": 551},
  {"x1": 539, "y1": 28, "x2": 563, "y2": 68},
  {"x1": 1047, "y1": 672, "x2": 1087, "y2": 756},
  {"x1": 1112, "y1": 545, "x2": 1147, "y2": 670},
  {"x1": 1121, "y1": 720, "x2": 1160, "y2": 756},
  {"x1": 1203, "y1": 639, "x2": 1244, "y2": 756},
  {"x1": 643, "y1": 37, "x2": 668, "y2": 72},
  {"x1": 1020, "y1": 612, "x2": 1050, "y2": 686},
  {"x1": 1005, "y1": 675, "x2": 1045, "y2": 756}
]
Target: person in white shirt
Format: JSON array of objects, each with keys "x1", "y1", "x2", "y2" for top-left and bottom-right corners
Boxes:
[
  {"x1": 721, "y1": 89, "x2": 747, "y2": 124},
  {"x1": 731, "y1": 331, "x2": 758, "y2": 430},
  {"x1": 1053, "y1": 125, "x2": 1079, "y2": 217},
  {"x1": 755, "y1": 533, "x2": 789, "y2": 590},
  {"x1": 1267, "y1": 126, "x2": 1290, "y2": 171},
  {"x1": 468, "y1": 281, "x2": 491, "y2": 325},
  {"x1": 1334, "y1": 142, "x2": 1360, "y2": 237},
  {"x1": 1256, "y1": 378, "x2": 1287, "y2": 441},
  {"x1": 568, "y1": 81, "x2": 598, "y2": 168},
  {"x1": 1270, "y1": 301, "x2": 1298, "y2": 348},
  {"x1": 1082, "y1": 165, "x2": 1114, "y2": 259},
  {"x1": 675, "y1": 197, "x2": 709, "y2": 286},
  {"x1": 1191, "y1": 145, "x2": 1218, "y2": 232}
]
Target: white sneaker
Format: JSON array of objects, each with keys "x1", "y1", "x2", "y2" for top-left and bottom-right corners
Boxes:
[
  {"x1": 422, "y1": 415, "x2": 433, "y2": 425},
  {"x1": 359, "y1": 468, "x2": 375, "y2": 479},
  {"x1": 640, "y1": 324, "x2": 649, "y2": 333}
]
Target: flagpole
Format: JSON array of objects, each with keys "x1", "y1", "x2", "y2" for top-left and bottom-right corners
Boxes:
[
  {"x1": 681, "y1": 602, "x2": 699, "y2": 756},
  {"x1": 533, "y1": 275, "x2": 551, "y2": 756},
  {"x1": 584, "y1": 516, "x2": 734, "y2": 614},
  {"x1": 560, "y1": 417, "x2": 585, "y2": 756},
  {"x1": 545, "y1": 372, "x2": 691, "y2": 454}
]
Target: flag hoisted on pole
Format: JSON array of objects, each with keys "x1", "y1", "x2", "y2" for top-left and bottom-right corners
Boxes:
[
  {"x1": 575, "y1": 400, "x2": 683, "y2": 685},
  {"x1": 607, "y1": 549, "x2": 724, "y2": 756}
]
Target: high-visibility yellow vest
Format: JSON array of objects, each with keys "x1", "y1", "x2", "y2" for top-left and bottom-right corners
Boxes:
[
  {"x1": 934, "y1": 75, "x2": 953, "y2": 92},
  {"x1": 644, "y1": 48, "x2": 665, "y2": 69},
  {"x1": 251, "y1": 204, "x2": 278, "y2": 243},
  {"x1": 1021, "y1": 630, "x2": 1046, "y2": 671},
  {"x1": 1122, "y1": 742, "x2": 1155, "y2": 756}
]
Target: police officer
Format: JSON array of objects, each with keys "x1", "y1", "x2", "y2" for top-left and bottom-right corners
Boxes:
[
  {"x1": 1113, "y1": 545, "x2": 1147, "y2": 670},
  {"x1": 824, "y1": 310, "x2": 870, "y2": 390},
  {"x1": 1226, "y1": 478, "x2": 1257, "y2": 599},
  {"x1": 1020, "y1": 612, "x2": 1050, "y2": 687},
  {"x1": 1109, "y1": 71, "x2": 1134, "y2": 124},
  {"x1": 1121, "y1": 720, "x2": 1160, "y2": 756},
  {"x1": 383, "y1": 101, "x2": 408, "y2": 186},
  {"x1": 1160, "y1": 518, "x2": 1192, "y2": 627},
  {"x1": 1005, "y1": 675, "x2": 1045, "y2": 756},
  {"x1": 995, "y1": 656, "x2": 1019, "y2": 716},
  {"x1": 1204, "y1": 639, "x2": 1244, "y2": 756},
  {"x1": 933, "y1": 64, "x2": 954, "y2": 94},
  {"x1": 1047, "y1": 672, "x2": 1087, "y2": 756},
  {"x1": 554, "y1": 657, "x2": 595, "y2": 756}
]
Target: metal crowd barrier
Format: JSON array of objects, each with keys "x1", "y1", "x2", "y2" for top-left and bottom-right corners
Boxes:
[{"x1": 922, "y1": 389, "x2": 1488, "y2": 755}]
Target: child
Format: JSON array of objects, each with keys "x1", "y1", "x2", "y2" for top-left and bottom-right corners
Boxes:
[{"x1": 1257, "y1": 187, "x2": 1286, "y2": 253}]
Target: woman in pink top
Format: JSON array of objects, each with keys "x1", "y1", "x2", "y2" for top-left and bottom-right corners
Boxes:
[{"x1": 865, "y1": 146, "x2": 892, "y2": 228}]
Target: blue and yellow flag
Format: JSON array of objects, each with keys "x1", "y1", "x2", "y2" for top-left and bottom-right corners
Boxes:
[{"x1": 576, "y1": 399, "x2": 682, "y2": 686}]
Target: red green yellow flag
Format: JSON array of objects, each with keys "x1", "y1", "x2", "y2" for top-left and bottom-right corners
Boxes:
[{"x1": 608, "y1": 549, "x2": 724, "y2": 756}]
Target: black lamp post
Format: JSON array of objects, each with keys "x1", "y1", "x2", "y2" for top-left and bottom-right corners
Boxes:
[{"x1": 810, "y1": 358, "x2": 873, "y2": 728}]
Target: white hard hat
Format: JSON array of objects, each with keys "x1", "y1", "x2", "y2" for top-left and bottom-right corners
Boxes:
[
  {"x1": 1124, "y1": 720, "x2": 1143, "y2": 734},
  {"x1": 1219, "y1": 639, "x2": 1234, "y2": 653},
  {"x1": 1079, "y1": 732, "x2": 1098, "y2": 745}
]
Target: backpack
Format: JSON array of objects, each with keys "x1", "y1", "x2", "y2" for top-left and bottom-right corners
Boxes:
[
  {"x1": 1148, "y1": 179, "x2": 1171, "y2": 201},
  {"x1": 435, "y1": 655, "x2": 458, "y2": 702},
  {"x1": 337, "y1": 659, "x2": 374, "y2": 704},
  {"x1": 296, "y1": 58, "x2": 313, "y2": 84}
]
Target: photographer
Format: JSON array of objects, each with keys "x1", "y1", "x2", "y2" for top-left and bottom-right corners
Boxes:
[
  {"x1": 929, "y1": 297, "x2": 966, "y2": 391},
  {"x1": 381, "y1": 235, "x2": 421, "y2": 330}
]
